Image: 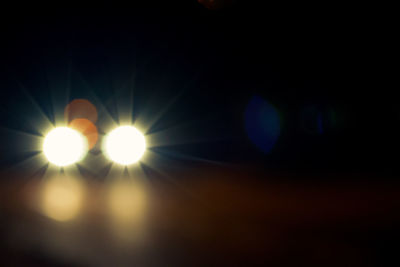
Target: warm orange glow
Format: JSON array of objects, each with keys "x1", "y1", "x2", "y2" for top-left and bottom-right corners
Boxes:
[
  {"x1": 69, "y1": 118, "x2": 98, "y2": 149},
  {"x1": 105, "y1": 179, "x2": 148, "y2": 243},
  {"x1": 107, "y1": 180, "x2": 147, "y2": 226},
  {"x1": 64, "y1": 99, "x2": 98, "y2": 124},
  {"x1": 40, "y1": 175, "x2": 85, "y2": 222}
]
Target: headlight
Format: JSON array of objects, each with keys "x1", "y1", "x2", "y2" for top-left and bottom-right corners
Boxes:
[
  {"x1": 103, "y1": 126, "x2": 146, "y2": 165},
  {"x1": 43, "y1": 127, "x2": 88, "y2": 166}
]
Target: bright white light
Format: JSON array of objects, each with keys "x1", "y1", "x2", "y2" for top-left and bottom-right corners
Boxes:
[
  {"x1": 103, "y1": 126, "x2": 146, "y2": 165},
  {"x1": 43, "y1": 127, "x2": 88, "y2": 166}
]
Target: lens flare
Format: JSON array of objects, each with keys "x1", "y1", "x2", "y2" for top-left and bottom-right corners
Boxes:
[
  {"x1": 64, "y1": 99, "x2": 98, "y2": 124},
  {"x1": 43, "y1": 127, "x2": 88, "y2": 166},
  {"x1": 40, "y1": 176, "x2": 85, "y2": 222},
  {"x1": 69, "y1": 118, "x2": 99, "y2": 150},
  {"x1": 103, "y1": 126, "x2": 146, "y2": 165}
]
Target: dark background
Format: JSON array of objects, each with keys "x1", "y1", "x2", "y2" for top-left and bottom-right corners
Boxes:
[{"x1": 0, "y1": 1, "x2": 398, "y2": 266}]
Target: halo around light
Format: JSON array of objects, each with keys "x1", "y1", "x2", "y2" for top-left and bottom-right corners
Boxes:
[
  {"x1": 43, "y1": 127, "x2": 88, "y2": 166},
  {"x1": 103, "y1": 126, "x2": 146, "y2": 165}
]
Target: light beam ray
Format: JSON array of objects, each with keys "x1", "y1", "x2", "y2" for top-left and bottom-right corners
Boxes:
[
  {"x1": 0, "y1": 126, "x2": 44, "y2": 139},
  {"x1": 140, "y1": 150, "x2": 197, "y2": 197},
  {"x1": 135, "y1": 71, "x2": 201, "y2": 135},
  {"x1": 14, "y1": 80, "x2": 54, "y2": 135},
  {"x1": 140, "y1": 160, "x2": 197, "y2": 200},
  {"x1": 139, "y1": 89, "x2": 185, "y2": 134},
  {"x1": 114, "y1": 69, "x2": 137, "y2": 125},
  {"x1": 4, "y1": 152, "x2": 47, "y2": 176},
  {"x1": 104, "y1": 162, "x2": 125, "y2": 180},
  {"x1": 146, "y1": 121, "x2": 225, "y2": 148},
  {"x1": 152, "y1": 148, "x2": 227, "y2": 166},
  {"x1": 46, "y1": 66, "x2": 70, "y2": 127},
  {"x1": 73, "y1": 70, "x2": 119, "y2": 131}
]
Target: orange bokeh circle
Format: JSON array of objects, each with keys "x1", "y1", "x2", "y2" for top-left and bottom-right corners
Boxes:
[
  {"x1": 64, "y1": 99, "x2": 98, "y2": 124},
  {"x1": 68, "y1": 118, "x2": 98, "y2": 150}
]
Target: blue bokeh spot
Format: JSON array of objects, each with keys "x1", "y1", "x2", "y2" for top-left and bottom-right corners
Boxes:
[{"x1": 245, "y1": 95, "x2": 281, "y2": 154}]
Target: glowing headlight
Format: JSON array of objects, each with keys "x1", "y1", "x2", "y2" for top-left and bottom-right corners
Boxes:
[
  {"x1": 103, "y1": 126, "x2": 146, "y2": 165},
  {"x1": 43, "y1": 127, "x2": 88, "y2": 166}
]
